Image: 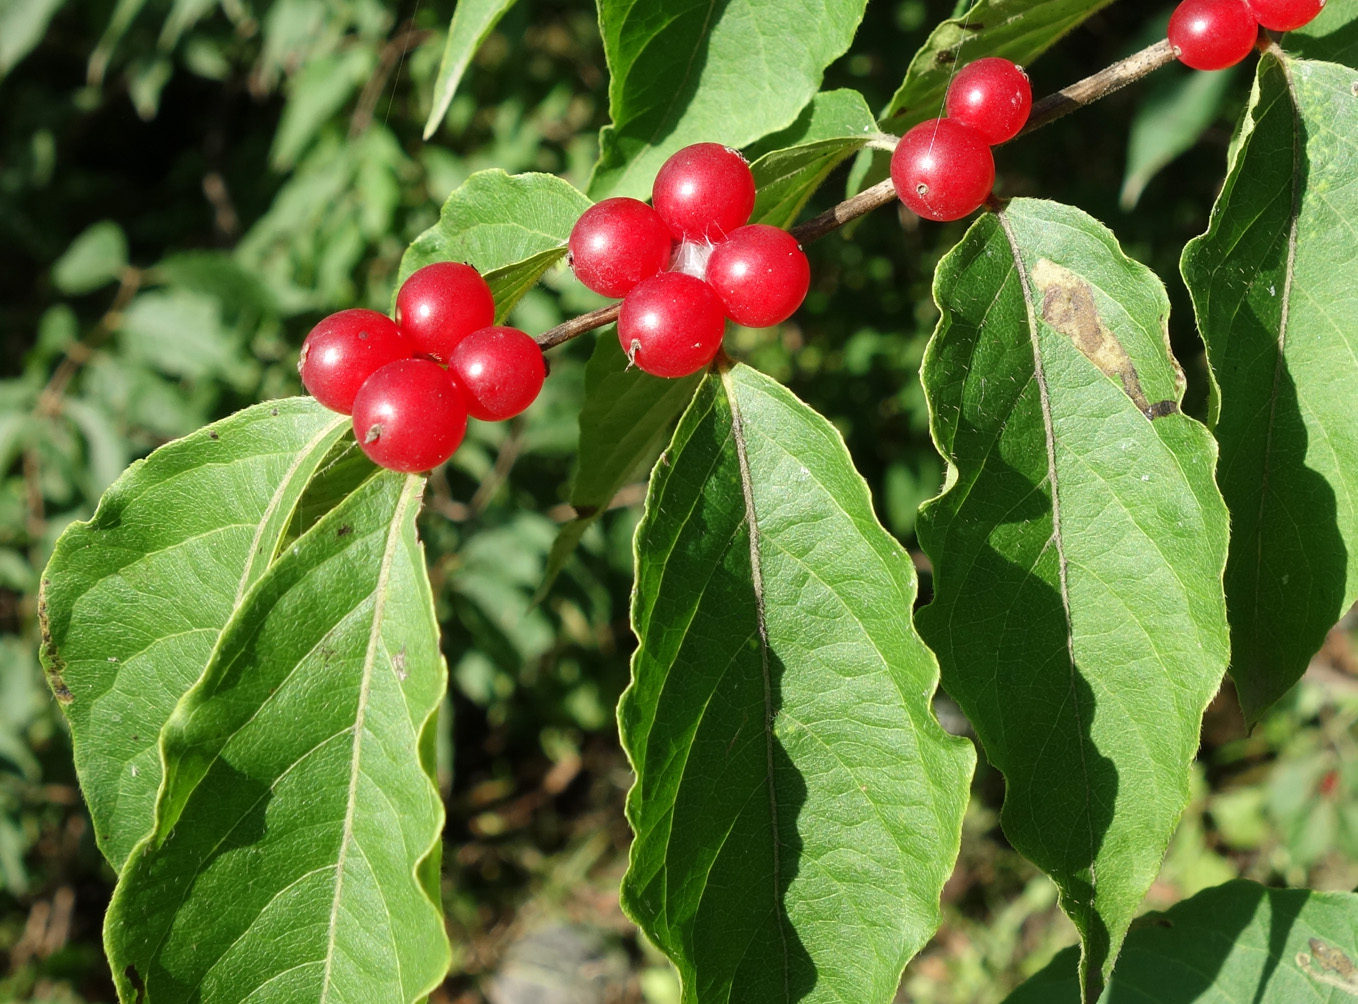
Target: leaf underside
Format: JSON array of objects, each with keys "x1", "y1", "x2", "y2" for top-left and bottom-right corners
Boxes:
[
  {"x1": 106, "y1": 470, "x2": 449, "y2": 1004},
  {"x1": 398, "y1": 168, "x2": 592, "y2": 319},
  {"x1": 39, "y1": 398, "x2": 350, "y2": 870},
  {"x1": 589, "y1": 0, "x2": 870, "y2": 200},
  {"x1": 880, "y1": 0, "x2": 1116, "y2": 127},
  {"x1": 918, "y1": 198, "x2": 1230, "y2": 1000},
  {"x1": 1002, "y1": 879, "x2": 1358, "y2": 1003},
  {"x1": 544, "y1": 333, "x2": 702, "y2": 589},
  {"x1": 747, "y1": 89, "x2": 878, "y2": 229},
  {"x1": 422, "y1": 0, "x2": 521, "y2": 140},
  {"x1": 621, "y1": 361, "x2": 973, "y2": 1004},
  {"x1": 1182, "y1": 52, "x2": 1358, "y2": 725}
]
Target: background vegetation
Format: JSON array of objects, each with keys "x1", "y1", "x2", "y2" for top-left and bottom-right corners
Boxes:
[{"x1": 1, "y1": 0, "x2": 1354, "y2": 1000}]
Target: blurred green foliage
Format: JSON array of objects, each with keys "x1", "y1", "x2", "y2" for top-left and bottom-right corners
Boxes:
[{"x1": 0, "y1": 0, "x2": 1354, "y2": 1000}]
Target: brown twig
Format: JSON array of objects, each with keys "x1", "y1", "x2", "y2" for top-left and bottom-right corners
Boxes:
[
  {"x1": 532, "y1": 38, "x2": 1182, "y2": 352},
  {"x1": 350, "y1": 24, "x2": 432, "y2": 137},
  {"x1": 1019, "y1": 38, "x2": 1178, "y2": 137},
  {"x1": 467, "y1": 417, "x2": 527, "y2": 517},
  {"x1": 35, "y1": 266, "x2": 141, "y2": 418}
]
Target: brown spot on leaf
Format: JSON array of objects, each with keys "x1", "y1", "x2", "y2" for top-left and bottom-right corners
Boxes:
[
  {"x1": 208, "y1": 431, "x2": 219, "y2": 440},
  {"x1": 1310, "y1": 939, "x2": 1358, "y2": 980},
  {"x1": 38, "y1": 580, "x2": 73, "y2": 705},
  {"x1": 936, "y1": 49, "x2": 956, "y2": 64},
  {"x1": 337, "y1": 524, "x2": 353, "y2": 537},
  {"x1": 1031, "y1": 259, "x2": 1165, "y2": 420}
]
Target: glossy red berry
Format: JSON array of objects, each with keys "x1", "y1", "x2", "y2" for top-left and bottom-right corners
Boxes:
[
  {"x1": 651, "y1": 143, "x2": 756, "y2": 242},
  {"x1": 351, "y1": 359, "x2": 468, "y2": 473},
  {"x1": 394, "y1": 262, "x2": 495, "y2": 363},
  {"x1": 618, "y1": 272, "x2": 726, "y2": 378},
  {"x1": 1168, "y1": 0, "x2": 1259, "y2": 70},
  {"x1": 706, "y1": 225, "x2": 810, "y2": 328},
  {"x1": 569, "y1": 198, "x2": 674, "y2": 298},
  {"x1": 298, "y1": 309, "x2": 410, "y2": 415},
  {"x1": 890, "y1": 119, "x2": 995, "y2": 222},
  {"x1": 1246, "y1": 0, "x2": 1324, "y2": 30},
  {"x1": 448, "y1": 326, "x2": 545, "y2": 422},
  {"x1": 945, "y1": 58, "x2": 1033, "y2": 145}
]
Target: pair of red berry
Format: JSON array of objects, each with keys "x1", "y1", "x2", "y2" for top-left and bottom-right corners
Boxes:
[
  {"x1": 299, "y1": 262, "x2": 544, "y2": 473},
  {"x1": 1169, "y1": 0, "x2": 1324, "y2": 71},
  {"x1": 890, "y1": 57, "x2": 1032, "y2": 223},
  {"x1": 567, "y1": 143, "x2": 811, "y2": 378}
]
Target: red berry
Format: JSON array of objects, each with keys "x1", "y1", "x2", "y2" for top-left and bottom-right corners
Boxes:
[
  {"x1": 651, "y1": 143, "x2": 756, "y2": 242},
  {"x1": 945, "y1": 58, "x2": 1033, "y2": 145},
  {"x1": 1168, "y1": 0, "x2": 1259, "y2": 70},
  {"x1": 394, "y1": 262, "x2": 495, "y2": 363},
  {"x1": 618, "y1": 272, "x2": 726, "y2": 378},
  {"x1": 890, "y1": 119, "x2": 995, "y2": 223},
  {"x1": 1246, "y1": 0, "x2": 1324, "y2": 30},
  {"x1": 569, "y1": 198, "x2": 675, "y2": 298},
  {"x1": 448, "y1": 326, "x2": 545, "y2": 422},
  {"x1": 351, "y1": 359, "x2": 468, "y2": 473},
  {"x1": 705, "y1": 225, "x2": 810, "y2": 328},
  {"x1": 298, "y1": 309, "x2": 411, "y2": 414}
]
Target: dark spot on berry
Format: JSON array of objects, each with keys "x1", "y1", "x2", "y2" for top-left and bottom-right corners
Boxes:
[
  {"x1": 208, "y1": 431, "x2": 219, "y2": 440},
  {"x1": 337, "y1": 524, "x2": 353, "y2": 537},
  {"x1": 364, "y1": 423, "x2": 382, "y2": 445},
  {"x1": 358, "y1": 329, "x2": 370, "y2": 340}
]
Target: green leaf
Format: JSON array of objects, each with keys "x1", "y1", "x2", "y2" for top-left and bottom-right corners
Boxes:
[
  {"x1": 38, "y1": 398, "x2": 350, "y2": 869},
  {"x1": 52, "y1": 220, "x2": 128, "y2": 295},
  {"x1": 399, "y1": 168, "x2": 592, "y2": 320},
  {"x1": 0, "y1": 0, "x2": 67, "y2": 78},
  {"x1": 1120, "y1": 66, "x2": 1236, "y2": 211},
  {"x1": 270, "y1": 46, "x2": 377, "y2": 170},
  {"x1": 117, "y1": 288, "x2": 252, "y2": 386},
  {"x1": 747, "y1": 89, "x2": 878, "y2": 228},
  {"x1": 918, "y1": 199, "x2": 1230, "y2": 1001},
  {"x1": 106, "y1": 470, "x2": 449, "y2": 1004},
  {"x1": 1182, "y1": 53, "x2": 1358, "y2": 726},
  {"x1": 621, "y1": 361, "x2": 973, "y2": 1004},
  {"x1": 1288, "y1": 0, "x2": 1358, "y2": 64},
  {"x1": 1002, "y1": 879, "x2": 1358, "y2": 1003},
  {"x1": 589, "y1": 0, "x2": 870, "y2": 200},
  {"x1": 543, "y1": 334, "x2": 701, "y2": 589},
  {"x1": 88, "y1": 0, "x2": 149, "y2": 85},
  {"x1": 422, "y1": 0, "x2": 520, "y2": 140},
  {"x1": 880, "y1": 0, "x2": 1115, "y2": 127}
]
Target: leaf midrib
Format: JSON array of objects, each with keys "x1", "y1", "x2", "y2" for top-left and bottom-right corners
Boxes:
[
  {"x1": 719, "y1": 363, "x2": 791, "y2": 1001},
  {"x1": 995, "y1": 208, "x2": 1099, "y2": 942},
  {"x1": 319, "y1": 474, "x2": 420, "y2": 1003},
  {"x1": 1249, "y1": 52, "x2": 1303, "y2": 652}
]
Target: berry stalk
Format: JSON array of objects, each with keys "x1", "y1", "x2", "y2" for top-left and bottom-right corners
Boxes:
[{"x1": 535, "y1": 37, "x2": 1187, "y2": 351}]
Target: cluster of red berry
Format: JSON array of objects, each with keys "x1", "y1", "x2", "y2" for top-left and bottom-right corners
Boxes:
[
  {"x1": 568, "y1": 142, "x2": 810, "y2": 378},
  {"x1": 299, "y1": 262, "x2": 544, "y2": 473},
  {"x1": 889, "y1": 57, "x2": 1033, "y2": 222},
  {"x1": 1169, "y1": 0, "x2": 1325, "y2": 70}
]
